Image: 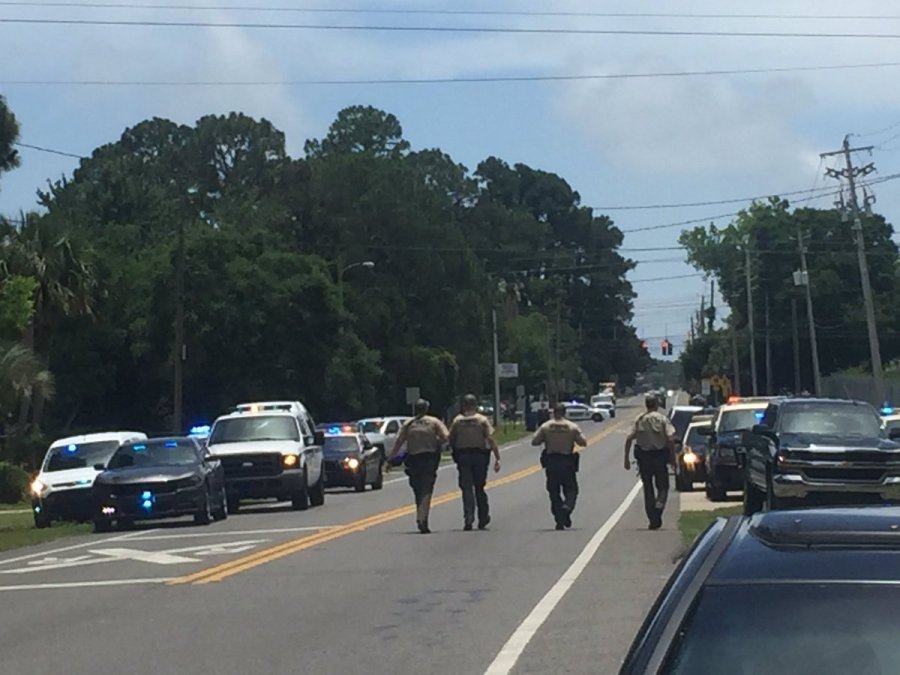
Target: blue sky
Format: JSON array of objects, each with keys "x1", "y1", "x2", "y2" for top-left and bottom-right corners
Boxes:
[{"x1": 2, "y1": 0, "x2": 900, "y2": 359}]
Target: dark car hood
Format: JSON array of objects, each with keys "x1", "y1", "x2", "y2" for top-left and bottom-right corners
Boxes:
[
  {"x1": 96, "y1": 465, "x2": 198, "y2": 484},
  {"x1": 323, "y1": 450, "x2": 360, "y2": 459},
  {"x1": 780, "y1": 433, "x2": 900, "y2": 452}
]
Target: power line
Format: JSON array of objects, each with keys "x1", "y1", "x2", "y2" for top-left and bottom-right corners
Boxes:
[
  {"x1": 6, "y1": 61, "x2": 900, "y2": 87},
  {"x1": 594, "y1": 182, "x2": 845, "y2": 211},
  {"x1": 6, "y1": 3, "x2": 900, "y2": 21},
  {"x1": 6, "y1": 17, "x2": 900, "y2": 39},
  {"x1": 14, "y1": 141, "x2": 84, "y2": 159}
]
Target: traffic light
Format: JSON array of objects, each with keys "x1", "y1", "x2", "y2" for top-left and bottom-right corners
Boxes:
[
  {"x1": 640, "y1": 340, "x2": 648, "y2": 352},
  {"x1": 661, "y1": 339, "x2": 673, "y2": 356}
]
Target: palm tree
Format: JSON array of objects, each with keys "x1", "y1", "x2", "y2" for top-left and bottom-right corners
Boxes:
[
  {"x1": 0, "y1": 342, "x2": 54, "y2": 462},
  {"x1": 1, "y1": 212, "x2": 95, "y2": 433}
]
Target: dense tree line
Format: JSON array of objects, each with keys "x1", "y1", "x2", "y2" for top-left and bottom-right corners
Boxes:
[
  {"x1": 0, "y1": 100, "x2": 646, "y2": 461},
  {"x1": 679, "y1": 198, "x2": 900, "y2": 392}
]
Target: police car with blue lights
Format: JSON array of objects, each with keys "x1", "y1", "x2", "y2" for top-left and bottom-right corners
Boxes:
[
  {"x1": 30, "y1": 431, "x2": 147, "y2": 528},
  {"x1": 321, "y1": 425, "x2": 384, "y2": 492},
  {"x1": 205, "y1": 401, "x2": 325, "y2": 513},
  {"x1": 91, "y1": 436, "x2": 227, "y2": 532}
]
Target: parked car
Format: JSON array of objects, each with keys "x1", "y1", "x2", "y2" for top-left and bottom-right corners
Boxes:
[
  {"x1": 703, "y1": 397, "x2": 770, "y2": 501},
  {"x1": 207, "y1": 400, "x2": 325, "y2": 512},
  {"x1": 30, "y1": 431, "x2": 147, "y2": 528},
  {"x1": 743, "y1": 397, "x2": 900, "y2": 515},
  {"x1": 667, "y1": 406, "x2": 703, "y2": 454},
  {"x1": 675, "y1": 417, "x2": 713, "y2": 492},
  {"x1": 356, "y1": 416, "x2": 410, "y2": 460},
  {"x1": 564, "y1": 402, "x2": 609, "y2": 422},
  {"x1": 621, "y1": 507, "x2": 900, "y2": 674},
  {"x1": 322, "y1": 431, "x2": 384, "y2": 492},
  {"x1": 590, "y1": 392, "x2": 617, "y2": 418},
  {"x1": 91, "y1": 436, "x2": 227, "y2": 532}
]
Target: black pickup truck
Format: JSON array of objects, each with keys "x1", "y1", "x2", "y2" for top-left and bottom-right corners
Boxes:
[{"x1": 743, "y1": 398, "x2": 900, "y2": 515}]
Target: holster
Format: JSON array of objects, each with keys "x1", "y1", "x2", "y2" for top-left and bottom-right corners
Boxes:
[
  {"x1": 540, "y1": 450, "x2": 547, "y2": 468},
  {"x1": 573, "y1": 453, "x2": 580, "y2": 472}
]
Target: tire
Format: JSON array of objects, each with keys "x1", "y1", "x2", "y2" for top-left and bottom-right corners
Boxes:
[
  {"x1": 227, "y1": 496, "x2": 240, "y2": 514},
  {"x1": 212, "y1": 487, "x2": 228, "y2": 521},
  {"x1": 194, "y1": 489, "x2": 213, "y2": 525},
  {"x1": 743, "y1": 474, "x2": 764, "y2": 516},
  {"x1": 706, "y1": 481, "x2": 727, "y2": 502},
  {"x1": 93, "y1": 517, "x2": 113, "y2": 533},
  {"x1": 372, "y1": 463, "x2": 384, "y2": 490},
  {"x1": 675, "y1": 467, "x2": 692, "y2": 492},
  {"x1": 33, "y1": 511, "x2": 50, "y2": 529},
  {"x1": 118, "y1": 517, "x2": 135, "y2": 530},
  {"x1": 765, "y1": 471, "x2": 787, "y2": 512},
  {"x1": 309, "y1": 470, "x2": 326, "y2": 507},
  {"x1": 292, "y1": 470, "x2": 310, "y2": 511},
  {"x1": 354, "y1": 470, "x2": 366, "y2": 493}
]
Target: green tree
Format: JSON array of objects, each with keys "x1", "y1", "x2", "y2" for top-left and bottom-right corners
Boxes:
[{"x1": 0, "y1": 95, "x2": 19, "y2": 181}]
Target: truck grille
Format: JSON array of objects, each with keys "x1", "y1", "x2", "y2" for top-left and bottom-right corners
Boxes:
[
  {"x1": 803, "y1": 467, "x2": 886, "y2": 483},
  {"x1": 220, "y1": 453, "x2": 282, "y2": 478}
]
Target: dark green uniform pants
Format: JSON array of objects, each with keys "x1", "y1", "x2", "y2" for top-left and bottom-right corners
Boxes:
[
  {"x1": 545, "y1": 453, "x2": 578, "y2": 526},
  {"x1": 456, "y1": 449, "x2": 490, "y2": 526},
  {"x1": 635, "y1": 447, "x2": 669, "y2": 528},
  {"x1": 405, "y1": 453, "x2": 440, "y2": 526}
]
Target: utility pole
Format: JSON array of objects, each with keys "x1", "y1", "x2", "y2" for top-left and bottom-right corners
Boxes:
[
  {"x1": 822, "y1": 136, "x2": 884, "y2": 403},
  {"x1": 173, "y1": 216, "x2": 185, "y2": 434},
  {"x1": 744, "y1": 244, "x2": 758, "y2": 396},
  {"x1": 555, "y1": 299, "x2": 562, "y2": 399},
  {"x1": 791, "y1": 298, "x2": 801, "y2": 394},
  {"x1": 764, "y1": 294, "x2": 773, "y2": 395},
  {"x1": 492, "y1": 308, "x2": 502, "y2": 429},
  {"x1": 797, "y1": 228, "x2": 822, "y2": 395},
  {"x1": 708, "y1": 279, "x2": 716, "y2": 332},
  {"x1": 731, "y1": 322, "x2": 742, "y2": 396}
]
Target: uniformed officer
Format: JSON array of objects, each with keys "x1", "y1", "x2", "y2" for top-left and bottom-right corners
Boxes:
[
  {"x1": 624, "y1": 395, "x2": 676, "y2": 530},
  {"x1": 532, "y1": 403, "x2": 587, "y2": 530},
  {"x1": 387, "y1": 398, "x2": 449, "y2": 534},
  {"x1": 449, "y1": 394, "x2": 501, "y2": 531}
]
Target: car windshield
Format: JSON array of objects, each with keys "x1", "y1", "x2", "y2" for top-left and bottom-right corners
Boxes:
[
  {"x1": 684, "y1": 427, "x2": 709, "y2": 451},
  {"x1": 209, "y1": 415, "x2": 299, "y2": 444},
  {"x1": 323, "y1": 436, "x2": 360, "y2": 455},
  {"x1": 44, "y1": 440, "x2": 123, "y2": 472},
  {"x1": 358, "y1": 421, "x2": 383, "y2": 434},
  {"x1": 719, "y1": 408, "x2": 766, "y2": 433},
  {"x1": 107, "y1": 440, "x2": 198, "y2": 469},
  {"x1": 664, "y1": 584, "x2": 900, "y2": 674},
  {"x1": 781, "y1": 403, "x2": 882, "y2": 437}
]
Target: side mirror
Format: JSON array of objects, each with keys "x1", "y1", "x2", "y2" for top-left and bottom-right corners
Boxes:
[
  {"x1": 889, "y1": 428, "x2": 900, "y2": 441},
  {"x1": 362, "y1": 439, "x2": 373, "y2": 450},
  {"x1": 93, "y1": 463, "x2": 106, "y2": 471},
  {"x1": 314, "y1": 431, "x2": 325, "y2": 446}
]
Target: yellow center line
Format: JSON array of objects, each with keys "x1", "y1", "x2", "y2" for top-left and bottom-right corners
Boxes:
[{"x1": 170, "y1": 414, "x2": 636, "y2": 586}]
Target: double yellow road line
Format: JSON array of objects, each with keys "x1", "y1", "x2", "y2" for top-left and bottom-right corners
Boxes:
[{"x1": 170, "y1": 416, "x2": 633, "y2": 586}]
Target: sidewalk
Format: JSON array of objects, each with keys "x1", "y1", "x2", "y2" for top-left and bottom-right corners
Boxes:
[{"x1": 513, "y1": 489, "x2": 682, "y2": 674}]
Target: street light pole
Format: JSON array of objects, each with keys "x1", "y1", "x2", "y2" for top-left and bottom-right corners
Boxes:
[
  {"x1": 173, "y1": 215, "x2": 185, "y2": 434},
  {"x1": 492, "y1": 308, "x2": 502, "y2": 429},
  {"x1": 336, "y1": 259, "x2": 375, "y2": 311}
]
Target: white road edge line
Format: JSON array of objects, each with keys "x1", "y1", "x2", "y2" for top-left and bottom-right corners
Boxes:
[
  {"x1": 0, "y1": 578, "x2": 174, "y2": 592},
  {"x1": 0, "y1": 526, "x2": 159, "y2": 567},
  {"x1": 483, "y1": 480, "x2": 643, "y2": 675}
]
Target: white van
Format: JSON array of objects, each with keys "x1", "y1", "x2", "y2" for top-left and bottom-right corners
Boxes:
[{"x1": 31, "y1": 431, "x2": 147, "y2": 528}]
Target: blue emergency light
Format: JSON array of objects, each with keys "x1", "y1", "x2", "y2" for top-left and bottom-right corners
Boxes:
[
  {"x1": 189, "y1": 424, "x2": 211, "y2": 438},
  {"x1": 882, "y1": 405, "x2": 895, "y2": 416},
  {"x1": 140, "y1": 490, "x2": 155, "y2": 511},
  {"x1": 66, "y1": 444, "x2": 77, "y2": 453},
  {"x1": 164, "y1": 441, "x2": 178, "y2": 448}
]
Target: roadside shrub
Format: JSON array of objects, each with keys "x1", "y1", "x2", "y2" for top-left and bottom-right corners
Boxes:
[{"x1": 0, "y1": 461, "x2": 29, "y2": 503}]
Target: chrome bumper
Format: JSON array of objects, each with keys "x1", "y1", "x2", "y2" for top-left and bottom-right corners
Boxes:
[{"x1": 772, "y1": 472, "x2": 900, "y2": 500}]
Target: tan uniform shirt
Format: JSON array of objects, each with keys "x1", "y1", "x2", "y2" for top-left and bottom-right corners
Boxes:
[
  {"x1": 449, "y1": 412, "x2": 494, "y2": 450},
  {"x1": 532, "y1": 418, "x2": 587, "y2": 455},
  {"x1": 632, "y1": 411, "x2": 675, "y2": 451},
  {"x1": 398, "y1": 415, "x2": 450, "y2": 455}
]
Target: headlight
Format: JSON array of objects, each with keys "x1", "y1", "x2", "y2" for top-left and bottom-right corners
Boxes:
[
  {"x1": 30, "y1": 479, "x2": 47, "y2": 496},
  {"x1": 344, "y1": 457, "x2": 360, "y2": 470},
  {"x1": 282, "y1": 454, "x2": 300, "y2": 469},
  {"x1": 683, "y1": 451, "x2": 699, "y2": 466}
]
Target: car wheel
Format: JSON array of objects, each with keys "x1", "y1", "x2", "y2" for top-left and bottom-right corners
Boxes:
[
  {"x1": 765, "y1": 471, "x2": 786, "y2": 511},
  {"x1": 93, "y1": 517, "x2": 113, "y2": 533},
  {"x1": 675, "y1": 466, "x2": 691, "y2": 492},
  {"x1": 743, "y1": 474, "x2": 764, "y2": 516},
  {"x1": 705, "y1": 481, "x2": 726, "y2": 502},
  {"x1": 354, "y1": 470, "x2": 366, "y2": 493},
  {"x1": 194, "y1": 489, "x2": 213, "y2": 525},
  {"x1": 372, "y1": 463, "x2": 384, "y2": 490},
  {"x1": 309, "y1": 471, "x2": 326, "y2": 507},
  {"x1": 227, "y1": 496, "x2": 240, "y2": 514},
  {"x1": 33, "y1": 511, "x2": 50, "y2": 529},
  {"x1": 292, "y1": 470, "x2": 310, "y2": 511},
  {"x1": 212, "y1": 487, "x2": 228, "y2": 521},
  {"x1": 117, "y1": 517, "x2": 135, "y2": 530}
]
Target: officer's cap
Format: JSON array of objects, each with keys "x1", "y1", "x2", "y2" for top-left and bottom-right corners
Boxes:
[
  {"x1": 553, "y1": 402, "x2": 567, "y2": 416},
  {"x1": 414, "y1": 398, "x2": 430, "y2": 415},
  {"x1": 462, "y1": 394, "x2": 478, "y2": 409}
]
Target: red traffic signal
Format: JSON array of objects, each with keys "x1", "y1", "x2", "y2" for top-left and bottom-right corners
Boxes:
[
  {"x1": 661, "y1": 339, "x2": 674, "y2": 356},
  {"x1": 640, "y1": 340, "x2": 648, "y2": 351}
]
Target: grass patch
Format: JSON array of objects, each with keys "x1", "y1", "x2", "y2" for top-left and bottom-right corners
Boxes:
[
  {"x1": 679, "y1": 506, "x2": 743, "y2": 547},
  {"x1": 0, "y1": 501, "x2": 31, "y2": 512},
  {"x1": 495, "y1": 424, "x2": 530, "y2": 447},
  {"x1": 0, "y1": 510, "x2": 92, "y2": 552}
]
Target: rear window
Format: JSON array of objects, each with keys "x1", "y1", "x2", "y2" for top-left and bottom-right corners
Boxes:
[
  {"x1": 718, "y1": 408, "x2": 765, "y2": 432},
  {"x1": 323, "y1": 436, "x2": 360, "y2": 454},
  {"x1": 359, "y1": 421, "x2": 382, "y2": 434},
  {"x1": 108, "y1": 440, "x2": 199, "y2": 469},
  {"x1": 671, "y1": 410, "x2": 697, "y2": 441},
  {"x1": 664, "y1": 584, "x2": 900, "y2": 674},
  {"x1": 684, "y1": 427, "x2": 709, "y2": 451}
]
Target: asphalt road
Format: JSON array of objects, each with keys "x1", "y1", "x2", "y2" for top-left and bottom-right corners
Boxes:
[{"x1": 0, "y1": 400, "x2": 680, "y2": 675}]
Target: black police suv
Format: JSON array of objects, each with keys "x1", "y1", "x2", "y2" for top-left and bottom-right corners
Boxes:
[
  {"x1": 621, "y1": 507, "x2": 900, "y2": 674},
  {"x1": 92, "y1": 437, "x2": 227, "y2": 531},
  {"x1": 322, "y1": 431, "x2": 384, "y2": 492},
  {"x1": 703, "y1": 400, "x2": 769, "y2": 501},
  {"x1": 743, "y1": 397, "x2": 900, "y2": 515}
]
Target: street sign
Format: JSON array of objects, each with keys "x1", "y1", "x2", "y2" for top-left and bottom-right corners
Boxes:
[
  {"x1": 405, "y1": 387, "x2": 420, "y2": 405},
  {"x1": 498, "y1": 363, "x2": 519, "y2": 378},
  {"x1": 701, "y1": 379, "x2": 711, "y2": 396},
  {"x1": 515, "y1": 385, "x2": 526, "y2": 397}
]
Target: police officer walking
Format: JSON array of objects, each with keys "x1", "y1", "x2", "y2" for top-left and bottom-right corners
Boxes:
[
  {"x1": 387, "y1": 398, "x2": 449, "y2": 534},
  {"x1": 532, "y1": 403, "x2": 587, "y2": 530},
  {"x1": 449, "y1": 394, "x2": 501, "y2": 531},
  {"x1": 624, "y1": 394, "x2": 676, "y2": 530}
]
